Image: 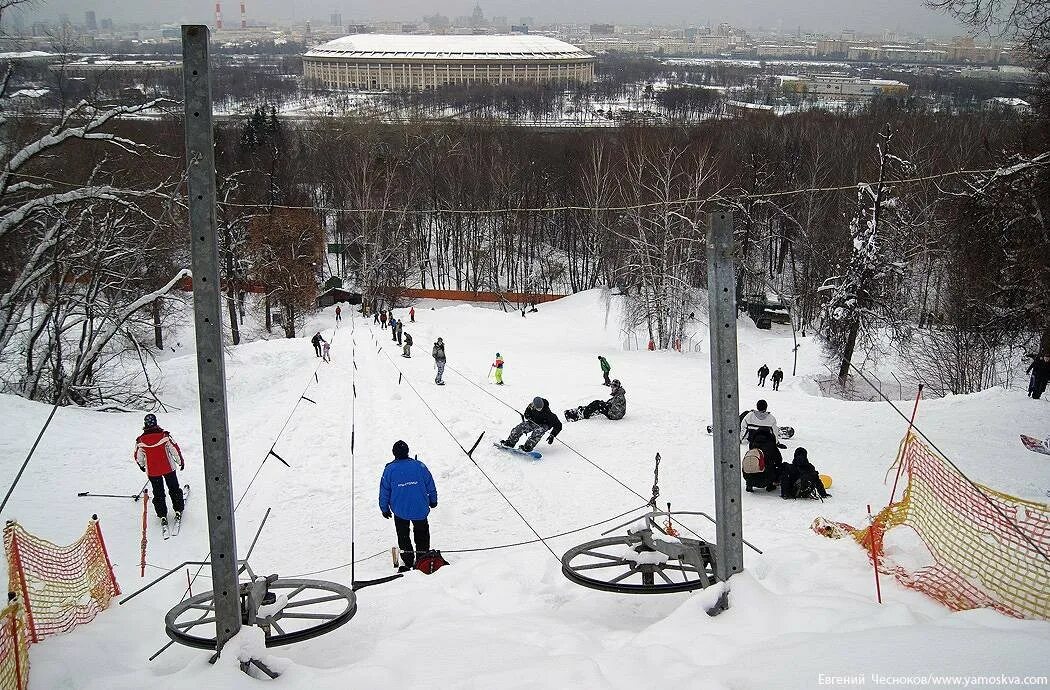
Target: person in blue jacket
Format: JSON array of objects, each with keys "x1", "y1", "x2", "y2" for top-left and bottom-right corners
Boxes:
[{"x1": 379, "y1": 440, "x2": 438, "y2": 571}]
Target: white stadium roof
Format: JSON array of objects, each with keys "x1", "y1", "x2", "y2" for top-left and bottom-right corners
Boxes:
[{"x1": 304, "y1": 34, "x2": 593, "y2": 61}]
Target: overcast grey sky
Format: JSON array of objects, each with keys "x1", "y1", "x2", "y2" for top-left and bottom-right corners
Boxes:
[{"x1": 27, "y1": 0, "x2": 967, "y2": 35}]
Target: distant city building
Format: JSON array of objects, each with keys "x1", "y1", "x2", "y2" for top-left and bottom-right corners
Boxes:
[
  {"x1": 756, "y1": 44, "x2": 816, "y2": 57},
  {"x1": 780, "y1": 74, "x2": 909, "y2": 101},
  {"x1": 590, "y1": 23, "x2": 615, "y2": 36},
  {"x1": 982, "y1": 97, "x2": 1031, "y2": 113},
  {"x1": 330, "y1": 13, "x2": 342, "y2": 28},
  {"x1": 303, "y1": 34, "x2": 596, "y2": 90},
  {"x1": 85, "y1": 11, "x2": 97, "y2": 32},
  {"x1": 510, "y1": 24, "x2": 529, "y2": 34},
  {"x1": 100, "y1": 18, "x2": 113, "y2": 31},
  {"x1": 470, "y1": 3, "x2": 485, "y2": 27}
]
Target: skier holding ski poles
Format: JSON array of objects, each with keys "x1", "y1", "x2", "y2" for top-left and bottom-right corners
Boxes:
[{"x1": 134, "y1": 414, "x2": 186, "y2": 534}]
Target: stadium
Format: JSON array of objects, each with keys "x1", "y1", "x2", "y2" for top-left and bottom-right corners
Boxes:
[{"x1": 303, "y1": 34, "x2": 596, "y2": 90}]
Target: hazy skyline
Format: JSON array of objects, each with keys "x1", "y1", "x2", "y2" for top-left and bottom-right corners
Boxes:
[{"x1": 24, "y1": 0, "x2": 969, "y2": 36}]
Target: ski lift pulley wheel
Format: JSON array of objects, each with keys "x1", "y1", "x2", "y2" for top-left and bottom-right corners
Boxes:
[
  {"x1": 561, "y1": 511, "x2": 720, "y2": 594},
  {"x1": 164, "y1": 578, "x2": 357, "y2": 650}
]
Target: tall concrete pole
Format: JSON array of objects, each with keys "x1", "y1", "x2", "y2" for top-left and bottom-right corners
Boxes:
[{"x1": 182, "y1": 24, "x2": 241, "y2": 652}]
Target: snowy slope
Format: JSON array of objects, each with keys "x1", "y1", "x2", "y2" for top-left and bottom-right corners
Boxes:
[{"x1": 0, "y1": 289, "x2": 1047, "y2": 689}]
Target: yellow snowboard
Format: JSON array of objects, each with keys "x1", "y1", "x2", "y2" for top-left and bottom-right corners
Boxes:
[{"x1": 820, "y1": 474, "x2": 833, "y2": 489}]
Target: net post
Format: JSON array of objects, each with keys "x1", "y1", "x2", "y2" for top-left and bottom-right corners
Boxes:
[
  {"x1": 91, "y1": 518, "x2": 120, "y2": 597},
  {"x1": 706, "y1": 211, "x2": 744, "y2": 582},
  {"x1": 4, "y1": 525, "x2": 35, "y2": 644},
  {"x1": 182, "y1": 24, "x2": 241, "y2": 652}
]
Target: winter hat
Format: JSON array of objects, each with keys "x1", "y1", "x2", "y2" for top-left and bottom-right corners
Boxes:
[
  {"x1": 531, "y1": 397, "x2": 545, "y2": 410},
  {"x1": 756, "y1": 399, "x2": 768, "y2": 411},
  {"x1": 143, "y1": 413, "x2": 158, "y2": 428},
  {"x1": 793, "y1": 447, "x2": 808, "y2": 464},
  {"x1": 392, "y1": 440, "x2": 410, "y2": 459},
  {"x1": 611, "y1": 379, "x2": 621, "y2": 387},
  {"x1": 437, "y1": 337, "x2": 443, "y2": 344},
  {"x1": 496, "y1": 352, "x2": 501, "y2": 357}
]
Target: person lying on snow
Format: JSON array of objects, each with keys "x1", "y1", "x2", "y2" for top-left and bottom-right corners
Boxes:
[
  {"x1": 780, "y1": 447, "x2": 830, "y2": 500},
  {"x1": 565, "y1": 380, "x2": 627, "y2": 422},
  {"x1": 501, "y1": 396, "x2": 562, "y2": 452}
]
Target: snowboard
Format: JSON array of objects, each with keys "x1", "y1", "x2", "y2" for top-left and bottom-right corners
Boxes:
[
  {"x1": 1020, "y1": 435, "x2": 1050, "y2": 456},
  {"x1": 564, "y1": 407, "x2": 585, "y2": 422},
  {"x1": 493, "y1": 442, "x2": 542, "y2": 460},
  {"x1": 820, "y1": 474, "x2": 833, "y2": 489},
  {"x1": 706, "y1": 424, "x2": 795, "y2": 439}
]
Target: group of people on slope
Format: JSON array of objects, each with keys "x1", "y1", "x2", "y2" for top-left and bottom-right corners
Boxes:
[
  {"x1": 739, "y1": 399, "x2": 828, "y2": 500},
  {"x1": 757, "y1": 364, "x2": 785, "y2": 391}
]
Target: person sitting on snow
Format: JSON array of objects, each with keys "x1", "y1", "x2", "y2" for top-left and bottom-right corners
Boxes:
[
  {"x1": 565, "y1": 380, "x2": 627, "y2": 422},
  {"x1": 741, "y1": 399, "x2": 781, "y2": 443},
  {"x1": 742, "y1": 426, "x2": 782, "y2": 493},
  {"x1": 780, "y1": 447, "x2": 829, "y2": 500},
  {"x1": 501, "y1": 396, "x2": 562, "y2": 452}
]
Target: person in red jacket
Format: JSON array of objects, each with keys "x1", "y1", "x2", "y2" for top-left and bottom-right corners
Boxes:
[{"x1": 134, "y1": 414, "x2": 186, "y2": 523}]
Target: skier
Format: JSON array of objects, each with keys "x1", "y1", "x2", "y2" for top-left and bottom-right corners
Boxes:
[
  {"x1": 742, "y1": 426, "x2": 782, "y2": 493},
  {"x1": 1027, "y1": 354, "x2": 1050, "y2": 399},
  {"x1": 492, "y1": 352, "x2": 505, "y2": 385},
  {"x1": 598, "y1": 355, "x2": 612, "y2": 386},
  {"x1": 311, "y1": 332, "x2": 326, "y2": 358},
  {"x1": 335, "y1": 305, "x2": 342, "y2": 322},
  {"x1": 780, "y1": 447, "x2": 830, "y2": 500},
  {"x1": 322, "y1": 341, "x2": 331, "y2": 362},
  {"x1": 409, "y1": 306, "x2": 415, "y2": 323},
  {"x1": 134, "y1": 414, "x2": 186, "y2": 528},
  {"x1": 432, "y1": 337, "x2": 447, "y2": 385},
  {"x1": 565, "y1": 379, "x2": 626, "y2": 421},
  {"x1": 757, "y1": 364, "x2": 770, "y2": 387},
  {"x1": 500, "y1": 396, "x2": 562, "y2": 452},
  {"x1": 373, "y1": 309, "x2": 380, "y2": 325},
  {"x1": 380, "y1": 310, "x2": 388, "y2": 329},
  {"x1": 391, "y1": 318, "x2": 399, "y2": 342},
  {"x1": 402, "y1": 332, "x2": 413, "y2": 358},
  {"x1": 741, "y1": 399, "x2": 782, "y2": 443},
  {"x1": 379, "y1": 440, "x2": 438, "y2": 572},
  {"x1": 771, "y1": 367, "x2": 784, "y2": 391}
]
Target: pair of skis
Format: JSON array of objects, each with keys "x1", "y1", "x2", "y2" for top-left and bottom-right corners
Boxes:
[{"x1": 161, "y1": 484, "x2": 190, "y2": 540}]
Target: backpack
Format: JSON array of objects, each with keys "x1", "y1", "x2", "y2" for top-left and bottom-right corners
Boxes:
[
  {"x1": 414, "y1": 550, "x2": 449, "y2": 575},
  {"x1": 742, "y1": 448, "x2": 765, "y2": 474}
]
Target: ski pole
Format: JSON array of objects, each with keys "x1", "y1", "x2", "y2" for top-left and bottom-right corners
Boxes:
[{"x1": 78, "y1": 492, "x2": 142, "y2": 499}]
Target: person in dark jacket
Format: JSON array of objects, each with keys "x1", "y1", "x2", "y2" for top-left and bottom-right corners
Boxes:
[
  {"x1": 780, "y1": 447, "x2": 829, "y2": 499},
  {"x1": 432, "y1": 337, "x2": 446, "y2": 385},
  {"x1": 742, "y1": 426, "x2": 782, "y2": 492},
  {"x1": 134, "y1": 414, "x2": 186, "y2": 522},
  {"x1": 757, "y1": 364, "x2": 770, "y2": 387},
  {"x1": 402, "y1": 332, "x2": 413, "y2": 358},
  {"x1": 380, "y1": 310, "x2": 388, "y2": 329},
  {"x1": 565, "y1": 380, "x2": 627, "y2": 421},
  {"x1": 379, "y1": 440, "x2": 438, "y2": 571},
  {"x1": 311, "y1": 332, "x2": 326, "y2": 358},
  {"x1": 501, "y1": 396, "x2": 563, "y2": 452},
  {"x1": 771, "y1": 367, "x2": 784, "y2": 391},
  {"x1": 1027, "y1": 354, "x2": 1050, "y2": 399}
]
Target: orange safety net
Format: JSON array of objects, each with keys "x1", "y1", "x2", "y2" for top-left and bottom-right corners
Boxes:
[
  {"x1": 0, "y1": 601, "x2": 29, "y2": 690},
  {"x1": 814, "y1": 432, "x2": 1050, "y2": 619},
  {"x1": 4, "y1": 518, "x2": 121, "y2": 643}
]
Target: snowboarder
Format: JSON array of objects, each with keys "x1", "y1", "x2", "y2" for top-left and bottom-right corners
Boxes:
[
  {"x1": 771, "y1": 367, "x2": 784, "y2": 391},
  {"x1": 373, "y1": 309, "x2": 380, "y2": 325},
  {"x1": 492, "y1": 353, "x2": 505, "y2": 385},
  {"x1": 742, "y1": 426, "x2": 782, "y2": 493},
  {"x1": 432, "y1": 337, "x2": 446, "y2": 385},
  {"x1": 780, "y1": 447, "x2": 830, "y2": 500},
  {"x1": 598, "y1": 355, "x2": 612, "y2": 386},
  {"x1": 757, "y1": 364, "x2": 770, "y2": 387},
  {"x1": 322, "y1": 341, "x2": 331, "y2": 362},
  {"x1": 335, "y1": 305, "x2": 342, "y2": 322},
  {"x1": 380, "y1": 310, "x2": 388, "y2": 329},
  {"x1": 409, "y1": 306, "x2": 415, "y2": 323},
  {"x1": 1027, "y1": 354, "x2": 1050, "y2": 399},
  {"x1": 565, "y1": 380, "x2": 627, "y2": 421},
  {"x1": 391, "y1": 318, "x2": 399, "y2": 342},
  {"x1": 501, "y1": 396, "x2": 562, "y2": 452},
  {"x1": 741, "y1": 399, "x2": 781, "y2": 443},
  {"x1": 311, "y1": 332, "x2": 326, "y2": 358},
  {"x1": 379, "y1": 440, "x2": 438, "y2": 572},
  {"x1": 402, "y1": 332, "x2": 413, "y2": 358},
  {"x1": 134, "y1": 414, "x2": 186, "y2": 526},
  {"x1": 396, "y1": 320, "x2": 403, "y2": 346}
]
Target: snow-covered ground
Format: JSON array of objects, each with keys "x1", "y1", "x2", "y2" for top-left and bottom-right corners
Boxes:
[{"x1": 1, "y1": 289, "x2": 1047, "y2": 688}]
